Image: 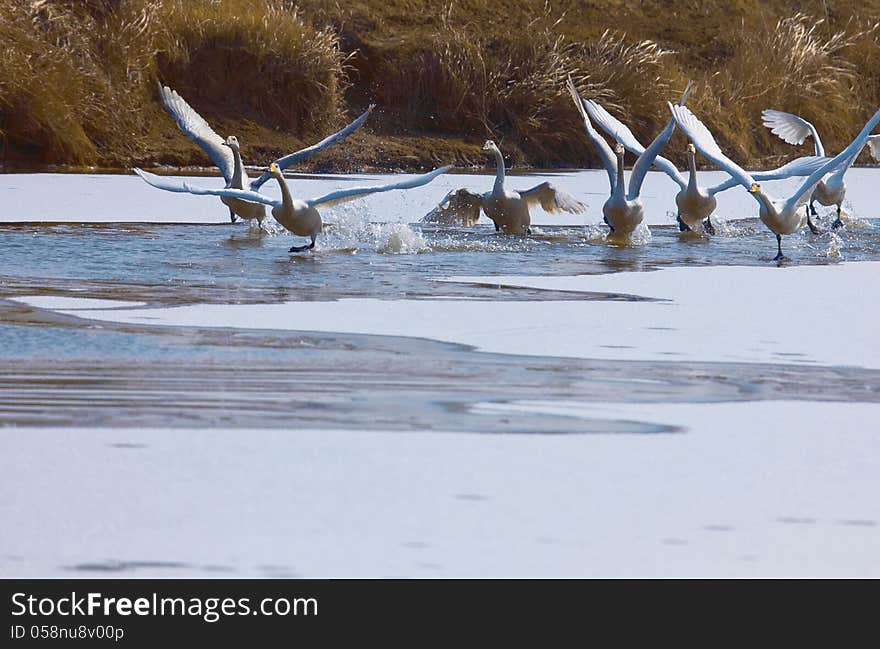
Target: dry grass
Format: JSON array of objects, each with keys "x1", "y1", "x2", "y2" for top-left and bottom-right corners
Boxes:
[
  {"x1": 0, "y1": 0, "x2": 346, "y2": 164},
  {"x1": 3, "y1": 1, "x2": 880, "y2": 168},
  {"x1": 693, "y1": 12, "x2": 878, "y2": 162},
  {"x1": 376, "y1": 4, "x2": 678, "y2": 164}
]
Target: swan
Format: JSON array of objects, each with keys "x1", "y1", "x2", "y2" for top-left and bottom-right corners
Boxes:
[
  {"x1": 158, "y1": 84, "x2": 373, "y2": 225},
  {"x1": 567, "y1": 76, "x2": 688, "y2": 238},
  {"x1": 671, "y1": 103, "x2": 880, "y2": 260},
  {"x1": 134, "y1": 164, "x2": 451, "y2": 252},
  {"x1": 762, "y1": 109, "x2": 880, "y2": 230},
  {"x1": 578, "y1": 82, "x2": 828, "y2": 235},
  {"x1": 421, "y1": 140, "x2": 585, "y2": 234}
]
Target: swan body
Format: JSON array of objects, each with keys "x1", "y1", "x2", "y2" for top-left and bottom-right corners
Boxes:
[
  {"x1": 422, "y1": 141, "x2": 585, "y2": 234},
  {"x1": 672, "y1": 103, "x2": 880, "y2": 260},
  {"x1": 158, "y1": 84, "x2": 373, "y2": 225},
  {"x1": 762, "y1": 109, "x2": 880, "y2": 229},
  {"x1": 134, "y1": 164, "x2": 451, "y2": 252}
]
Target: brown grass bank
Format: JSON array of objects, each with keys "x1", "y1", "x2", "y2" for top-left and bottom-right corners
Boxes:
[{"x1": 2, "y1": 0, "x2": 880, "y2": 171}]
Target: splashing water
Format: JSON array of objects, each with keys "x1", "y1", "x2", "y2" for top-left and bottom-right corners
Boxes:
[
  {"x1": 824, "y1": 232, "x2": 842, "y2": 258},
  {"x1": 317, "y1": 205, "x2": 428, "y2": 254}
]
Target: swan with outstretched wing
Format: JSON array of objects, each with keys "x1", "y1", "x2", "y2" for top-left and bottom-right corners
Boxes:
[
  {"x1": 158, "y1": 84, "x2": 373, "y2": 225},
  {"x1": 762, "y1": 108, "x2": 880, "y2": 229},
  {"x1": 674, "y1": 103, "x2": 880, "y2": 260},
  {"x1": 567, "y1": 75, "x2": 688, "y2": 238},
  {"x1": 135, "y1": 165, "x2": 450, "y2": 252},
  {"x1": 421, "y1": 140, "x2": 585, "y2": 234}
]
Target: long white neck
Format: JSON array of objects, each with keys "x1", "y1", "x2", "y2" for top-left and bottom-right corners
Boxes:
[
  {"x1": 492, "y1": 147, "x2": 505, "y2": 194},
  {"x1": 686, "y1": 150, "x2": 698, "y2": 190},
  {"x1": 753, "y1": 189, "x2": 775, "y2": 217},
  {"x1": 230, "y1": 146, "x2": 244, "y2": 189},
  {"x1": 273, "y1": 172, "x2": 292, "y2": 210},
  {"x1": 612, "y1": 150, "x2": 626, "y2": 198}
]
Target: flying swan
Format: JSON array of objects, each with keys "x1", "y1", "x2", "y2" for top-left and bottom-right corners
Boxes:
[
  {"x1": 579, "y1": 83, "x2": 829, "y2": 234},
  {"x1": 420, "y1": 140, "x2": 585, "y2": 234},
  {"x1": 134, "y1": 164, "x2": 450, "y2": 252},
  {"x1": 158, "y1": 84, "x2": 373, "y2": 226},
  {"x1": 566, "y1": 76, "x2": 688, "y2": 238},
  {"x1": 762, "y1": 108, "x2": 880, "y2": 230},
  {"x1": 671, "y1": 103, "x2": 880, "y2": 260}
]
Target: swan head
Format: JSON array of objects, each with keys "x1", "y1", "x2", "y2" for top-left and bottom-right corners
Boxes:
[
  {"x1": 268, "y1": 162, "x2": 281, "y2": 176},
  {"x1": 749, "y1": 182, "x2": 760, "y2": 194},
  {"x1": 481, "y1": 140, "x2": 498, "y2": 153},
  {"x1": 614, "y1": 142, "x2": 625, "y2": 155},
  {"x1": 687, "y1": 143, "x2": 696, "y2": 154},
  {"x1": 223, "y1": 135, "x2": 240, "y2": 150}
]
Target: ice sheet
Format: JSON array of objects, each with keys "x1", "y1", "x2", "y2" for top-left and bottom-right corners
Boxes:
[{"x1": 1, "y1": 399, "x2": 878, "y2": 577}]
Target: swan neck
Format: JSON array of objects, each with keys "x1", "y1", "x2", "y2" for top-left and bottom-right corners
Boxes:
[
  {"x1": 687, "y1": 151, "x2": 698, "y2": 189},
  {"x1": 753, "y1": 189, "x2": 774, "y2": 214},
  {"x1": 230, "y1": 147, "x2": 244, "y2": 189},
  {"x1": 492, "y1": 148, "x2": 505, "y2": 194},
  {"x1": 613, "y1": 150, "x2": 625, "y2": 196},
  {"x1": 274, "y1": 173, "x2": 292, "y2": 209}
]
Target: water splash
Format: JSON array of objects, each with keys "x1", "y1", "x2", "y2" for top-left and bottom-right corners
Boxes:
[
  {"x1": 317, "y1": 206, "x2": 428, "y2": 254},
  {"x1": 824, "y1": 232, "x2": 842, "y2": 258}
]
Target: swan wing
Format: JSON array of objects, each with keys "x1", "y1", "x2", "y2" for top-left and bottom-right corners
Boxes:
[
  {"x1": 669, "y1": 103, "x2": 756, "y2": 191},
  {"x1": 783, "y1": 105, "x2": 880, "y2": 212},
  {"x1": 158, "y1": 84, "x2": 236, "y2": 184},
  {"x1": 519, "y1": 182, "x2": 586, "y2": 213},
  {"x1": 421, "y1": 188, "x2": 484, "y2": 225},
  {"x1": 308, "y1": 166, "x2": 451, "y2": 208},
  {"x1": 761, "y1": 109, "x2": 825, "y2": 156},
  {"x1": 249, "y1": 105, "x2": 375, "y2": 191},
  {"x1": 567, "y1": 76, "x2": 617, "y2": 190},
  {"x1": 706, "y1": 155, "x2": 831, "y2": 195},
  {"x1": 585, "y1": 98, "x2": 686, "y2": 193},
  {"x1": 133, "y1": 168, "x2": 280, "y2": 207}
]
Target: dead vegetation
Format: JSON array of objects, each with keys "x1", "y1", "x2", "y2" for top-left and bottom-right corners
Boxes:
[{"x1": 1, "y1": 1, "x2": 880, "y2": 169}]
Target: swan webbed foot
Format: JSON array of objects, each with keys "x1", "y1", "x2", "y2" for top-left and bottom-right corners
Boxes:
[
  {"x1": 289, "y1": 236, "x2": 317, "y2": 253},
  {"x1": 703, "y1": 217, "x2": 715, "y2": 235},
  {"x1": 807, "y1": 215, "x2": 822, "y2": 235},
  {"x1": 832, "y1": 206, "x2": 844, "y2": 230},
  {"x1": 526, "y1": 227, "x2": 532, "y2": 235},
  {"x1": 676, "y1": 215, "x2": 691, "y2": 232}
]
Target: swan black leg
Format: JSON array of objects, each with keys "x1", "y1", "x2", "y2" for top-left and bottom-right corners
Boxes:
[
  {"x1": 229, "y1": 208, "x2": 237, "y2": 224},
  {"x1": 832, "y1": 204, "x2": 844, "y2": 230},
  {"x1": 289, "y1": 235, "x2": 316, "y2": 253},
  {"x1": 677, "y1": 214, "x2": 691, "y2": 232},
  {"x1": 773, "y1": 233, "x2": 786, "y2": 261},
  {"x1": 703, "y1": 216, "x2": 716, "y2": 235},
  {"x1": 806, "y1": 204, "x2": 822, "y2": 235}
]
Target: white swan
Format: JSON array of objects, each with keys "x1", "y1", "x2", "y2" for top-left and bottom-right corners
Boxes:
[
  {"x1": 134, "y1": 164, "x2": 450, "y2": 252},
  {"x1": 421, "y1": 140, "x2": 585, "y2": 234},
  {"x1": 762, "y1": 109, "x2": 880, "y2": 230},
  {"x1": 158, "y1": 84, "x2": 373, "y2": 225},
  {"x1": 582, "y1": 91, "x2": 830, "y2": 234},
  {"x1": 671, "y1": 103, "x2": 880, "y2": 260},
  {"x1": 567, "y1": 76, "x2": 686, "y2": 238}
]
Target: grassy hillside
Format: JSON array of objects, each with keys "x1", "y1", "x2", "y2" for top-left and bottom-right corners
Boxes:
[{"x1": 2, "y1": 0, "x2": 880, "y2": 171}]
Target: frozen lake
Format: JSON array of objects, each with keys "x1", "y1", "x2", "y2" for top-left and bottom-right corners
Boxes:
[{"x1": 1, "y1": 168, "x2": 878, "y2": 577}]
